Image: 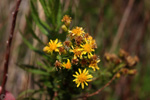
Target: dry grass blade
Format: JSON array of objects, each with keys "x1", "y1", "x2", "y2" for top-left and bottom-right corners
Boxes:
[{"x1": 110, "y1": 0, "x2": 135, "y2": 53}]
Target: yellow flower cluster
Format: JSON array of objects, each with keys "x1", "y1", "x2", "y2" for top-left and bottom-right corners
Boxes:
[{"x1": 43, "y1": 15, "x2": 100, "y2": 89}]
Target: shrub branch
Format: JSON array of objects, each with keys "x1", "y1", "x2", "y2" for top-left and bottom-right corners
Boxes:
[
  {"x1": 0, "y1": 0, "x2": 22, "y2": 95},
  {"x1": 76, "y1": 69, "x2": 122, "y2": 99}
]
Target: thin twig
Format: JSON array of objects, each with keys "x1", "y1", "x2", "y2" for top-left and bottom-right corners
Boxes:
[
  {"x1": 110, "y1": 0, "x2": 135, "y2": 53},
  {"x1": 76, "y1": 69, "x2": 122, "y2": 99},
  {"x1": 0, "y1": 0, "x2": 22, "y2": 95}
]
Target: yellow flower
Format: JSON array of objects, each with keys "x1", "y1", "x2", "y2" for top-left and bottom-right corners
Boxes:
[
  {"x1": 87, "y1": 36, "x2": 97, "y2": 48},
  {"x1": 70, "y1": 27, "x2": 85, "y2": 36},
  {"x1": 81, "y1": 39, "x2": 94, "y2": 58},
  {"x1": 70, "y1": 46, "x2": 83, "y2": 59},
  {"x1": 43, "y1": 39, "x2": 62, "y2": 54},
  {"x1": 87, "y1": 36, "x2": 94, "y2": 43},
  {"x1": 89, "y1": 59, "x2": 100, "y2": 71},
  {"x1": 62, "y1": 59, "x2": 71, "y2": 69},
  {"x1": 61, "y1": 15, "x2": 71, "y2": 26},
  {"x1": 73, "y1": 68, "x2": 93, "y2": 89}
]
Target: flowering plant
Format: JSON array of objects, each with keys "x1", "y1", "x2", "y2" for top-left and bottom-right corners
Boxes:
[
  {"x1": 18, "y1": 0, "x2": 138, "y2": 99},
  {"x1": 43, "y1": 15, "x2": 100, "y2": 89}
]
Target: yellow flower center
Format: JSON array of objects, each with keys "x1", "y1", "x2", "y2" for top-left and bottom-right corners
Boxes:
[
  {"x1": 78, "y1": 73, "x2": 87, "y2": 83},
  {"x1": 71, "y1": 27, "x2": 84, "y2": 36},
  {"x1": 83, "y1": 43, "x2": 92, "y2": 52},
  {"x1": 50, "y1": 43, "x2": 57, "y2": 50},
  {"x1": 70, "y1": 47, "x2": 83, "y2": 59}
]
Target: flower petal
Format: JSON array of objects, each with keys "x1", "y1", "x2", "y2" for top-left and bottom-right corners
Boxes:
[
  {"x1": 55, "y1": 39, "x2": 58, "y2": 44},
  {"x1": 73, "y1": 75, "x2": 77, "y2": 77},
  {"x1": 73, "y1": 79, "x2": 77, "y2": 81},
  {"x1": 83, "y1": 69, "x2": 86, "y2": 73},
  {"x1": 81, "y1": 83, "x2": 84, "y2": 89},
  {"x1": 77, "y1": 83, "x2": 80, "y2": 87},
  {"x1": 75, "y1": 72, "x2": 79, "y2": 75},
  {"x1": 84, "y1": 82, "x2": 88, "y2": 86},
  {"x1": 79, "y1": 68, "x2": 82, "y2": 74}
]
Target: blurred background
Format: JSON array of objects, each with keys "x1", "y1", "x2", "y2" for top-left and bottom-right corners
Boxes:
[{"x1": 0, "y1": 0, "x2": 150, "y2": 100}]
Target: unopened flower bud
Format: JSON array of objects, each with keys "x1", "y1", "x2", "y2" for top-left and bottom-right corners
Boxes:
[
  {"x1": 61, "y1": 15, "x2": 72, "y2": 27},
  {"x1": 121, "y1": 68, "x2": 129, "y2": 75},
  {"x1": 75, "y1": 36, "x2": 83, "y2": 45},
  {"x1": 116, "y1": 73, "x2": 121, "y2": 78},
  {"x1": 63, "y1": 41, "x2": 71, "y2": 47},
  {"x1": 128, "y1": 69, "x2": 137, "y2": 75},
  {"x1": 55, "y1": 60, "x2": 62, "y2": 68},
  {"x1": 61, "y1": 25, "x2": 68, "y2": 32}
]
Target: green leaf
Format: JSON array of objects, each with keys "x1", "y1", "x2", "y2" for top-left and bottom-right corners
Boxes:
[
  {"x1": 19, "y1": 64, "x2": 49, "y2": 75},
  {"x1": 39, "y1": 0, "x2": 52, "y2": 23},
  {"x1": 37, "y1": 61, "x2": 54, "y2": 72},
  {"x1": 20, "y1": 31, "x2": 49, "y2": 60},
  {"x1": 55, "y1": 0, "x2": 62, "y2": 31},
  {"x1": 17, "y1": 89, "x2": 35, "y2": 98},
  {"x1": 17, "y1": 89, "x2": 45, "y2": 99},
  {"x1": 26, "y1": 16, "x2": 44, "y2": 45},
  {"x1": 30, "y1": 0, "x2": 52, "y2": 36},
  {"x1": 28, "y1": 69, "x2": 49, "y2": 75},
  {"x1": 113, "y1": 63, "x2": 126, "y2": 73},
  {"x1": 43, "y1": 81, "x2": 53, "y2": 88}
]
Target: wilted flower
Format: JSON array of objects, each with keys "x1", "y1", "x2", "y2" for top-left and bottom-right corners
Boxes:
[
  {"x1": 55, "y1": 60, "x2": 62, "y2": 68},
  {"x1": 61, "y1": 15, "x2": 72, "y2": 26},
  {"x1": 119, "y1": 49, "x2": 129, "y2": 58},
  {"x1": 84, "y1": 33, "x2": 90, "y2": 38},
  {"x1": 126, "y1": 56, "x2": 139, "y2": 67},
  {"x1": 63, "y1": 40, "x2": 71, "y2": 47},
  {"x1": 80, "y1": 59, "x2": 88, "y2": 67},
  {"x1": 59, "y1": 47, "x2": 66, "y2": 55},
  {"x1": 75, "y1": 36, "x2": 83, "y2": 45},
  {"x1": 71, "y1": 58, "x2": 79, "y2": 65},
  {"x1": 104, "y1": 53, "x2": 122, "y2": 64}
]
